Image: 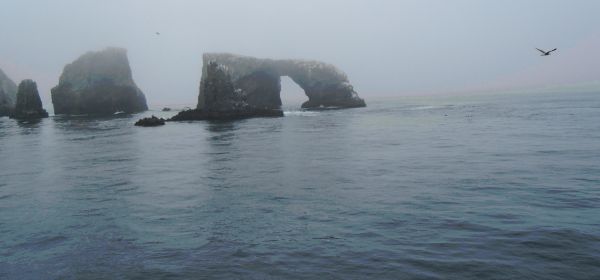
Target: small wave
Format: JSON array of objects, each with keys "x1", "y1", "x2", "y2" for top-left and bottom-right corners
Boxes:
[
  {"x1": 406, "y1": 105, "x2": 454, "y2": 111},
  {"x1": 312, "y1": 236, "x2": 341, "y2": 240},
  {"x1": 409, "y1": 105, "x2": 441, "y2": 110},
  {"x1": 16, "y1": 234, "x2": 68, "y2": 250}
]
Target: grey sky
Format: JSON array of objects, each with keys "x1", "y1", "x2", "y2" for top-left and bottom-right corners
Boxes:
[{"x1": 1, "y1": 0, "x2": 599, "y2": 106}]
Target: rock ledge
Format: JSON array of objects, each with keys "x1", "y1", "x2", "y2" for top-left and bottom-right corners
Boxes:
[{"x1": 135, "y1": 115, "x2": 165, "y2": 127}]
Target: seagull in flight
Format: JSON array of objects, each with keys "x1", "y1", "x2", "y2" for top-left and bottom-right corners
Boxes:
[{"x1": 536, "y1": 48, "x2": 557, "y2": 56}]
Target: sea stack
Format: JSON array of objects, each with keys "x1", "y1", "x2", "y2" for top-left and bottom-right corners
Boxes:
[
  {"x1": 0, "y1": 68, "x2": 18, "y2": 117},
  {"x1": 51, "y1": 47, "x2": 148, "y2": 115},
  {"x1": 169, "y1": 53, "x2": 365, "y2": 121},
  {"x1": 9, "y1": 79, "x2": 49, "y2": 119}
]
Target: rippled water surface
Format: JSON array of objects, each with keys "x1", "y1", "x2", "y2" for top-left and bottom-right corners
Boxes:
[{"x1": 1, "y1": 92, "x2": 600, "y2": 279}]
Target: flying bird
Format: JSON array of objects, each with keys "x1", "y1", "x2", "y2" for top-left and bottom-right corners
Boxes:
[{"x1": 536, "y1": 48, "x2": 557, "y2": 56}]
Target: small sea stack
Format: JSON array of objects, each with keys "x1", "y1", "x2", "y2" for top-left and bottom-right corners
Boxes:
[
  {"x1": 0, "y1": 68, "x2": 18, "y2": 117},
  {"x1": 9, "y1": 79, "x2": 49, "y2": 119},
  {"x1": 135, "y1": 115, "x2": 166, "y2": 127},
  {"x1": 51, "y1": 47, "x2": 148, "y2": 115}
]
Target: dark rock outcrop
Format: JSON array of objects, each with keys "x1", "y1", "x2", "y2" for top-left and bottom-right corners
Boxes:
[
  {"x1": 170, "y1": 53, "x2": 365, "y2": 121},
  {"x1": 135, "y1": 115, "x2": 165, "y2": 127},
  {"x1": 0, "y1": 68, "x2": 18, "y2": 117},
  {"x1": 9, "y1": 79, "x2": 48, "y2": 119},
  {"x1": 51, "y1": 47, "x2": 148, "y2": 115}
]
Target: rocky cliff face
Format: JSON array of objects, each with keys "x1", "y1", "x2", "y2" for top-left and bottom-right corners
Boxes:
[
  {"x1": 170, "y1": 61, "x2": 283, "y2": 121},
  {"x1": 0, "y1": 68, "x2": 18, "y2": 117},
  {"x1": 51, "y1": 47, "x2": 148, "y2": 115},
  {"x1": 10, "y1": 79, "x2": 48, "y2": 119},
  {"x1": 170, "y1": 53, "x2": 365, "y2": 121}
]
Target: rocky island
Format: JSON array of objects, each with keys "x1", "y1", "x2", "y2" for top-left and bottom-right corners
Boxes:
[
  {"x1": 9, "y1": 79, "x2": 49, "y2": 119},
  {"x1": 0, "y1": 68, "x2": 18, "y2": 117},
  {"x1": 170, "y1": 53, "x2": 365, "y2": 121},
  {"x1": 51, "y1": 47, "x2": 148, "y2": 115},
  {"x1": 135, "y1": 115, "x2": 166, "y2": 127}
]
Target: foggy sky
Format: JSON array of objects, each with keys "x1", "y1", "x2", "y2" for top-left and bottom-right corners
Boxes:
[{"x1": 1, "y1": 0, "x2": 599, "y2": 107}]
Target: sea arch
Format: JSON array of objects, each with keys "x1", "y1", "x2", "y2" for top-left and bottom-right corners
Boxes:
[{"x1": 197, "y1": 53, "x2": 366, "y2": 111}]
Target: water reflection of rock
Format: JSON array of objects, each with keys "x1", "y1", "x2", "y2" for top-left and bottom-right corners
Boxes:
[
  {"x1": 48, "y1": 113, "x2": 144, "y2": 268},
  {"x1": 16, "y1": 118, "x2": 44, "y2": 129},
  {"x1": 52, "y1": 114, "x2": 134, "y2": 133},
  {"x1": 206, "y1": 120, "x2": 243, "y2": 147},
  {"x1": 199, "y1": 119, "x2": 290, "y2": 243}
]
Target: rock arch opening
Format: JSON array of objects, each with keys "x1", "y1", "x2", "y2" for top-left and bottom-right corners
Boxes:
[{"x1": 280, "y1": 76, "x2": 307, "y2": 109}]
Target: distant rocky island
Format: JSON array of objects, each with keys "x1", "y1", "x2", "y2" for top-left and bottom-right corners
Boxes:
[
  {"x1": 10, "y1": 79, "x2": 48, "y2": 119},
  {"x1": 2, "y1": 49, "x2": 366, "y2": 123},
  {"x1": 0, "y1": 68, "x2": 18, "y2": 117},
  {"x1": 170, "y1": 53, "x2": 366, "y2": 121},
  {"x1": 0, "y1": 72, "x2": 48, "y2": 119},
  {"x1": 51, "y1": 47, "x2": 148, "y2": 115}
]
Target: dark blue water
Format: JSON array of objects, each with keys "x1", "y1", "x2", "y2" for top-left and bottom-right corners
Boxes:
[{"x1": 1, "y1": 92, "x2": 600, "y2": 279}]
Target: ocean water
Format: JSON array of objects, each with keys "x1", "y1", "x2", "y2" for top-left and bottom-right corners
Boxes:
[{"x1": 1, "y1": 92, "x2": 599, "y2": 279}]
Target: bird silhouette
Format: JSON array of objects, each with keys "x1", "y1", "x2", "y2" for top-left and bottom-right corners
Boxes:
[{"x1": 536, "y1": 48, "x2": 557, "y2": 56}]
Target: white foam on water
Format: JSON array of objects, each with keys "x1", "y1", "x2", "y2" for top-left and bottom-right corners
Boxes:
[
  {"x1": 408, "y1": 105, "x2": 445, "y2": 111},
  {"x1": 283, "y1": 110, "x2": 319, "y2": 117}
]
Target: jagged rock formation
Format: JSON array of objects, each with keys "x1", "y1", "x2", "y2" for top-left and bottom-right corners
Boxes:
[
  {"x1": 0, "y1": 68, "x2": 18, "y2": 117},
  {"x1": 170, "y1": 53, "x2": 365, "y2": 121},
  {"x1": 135, "y1": 115, "x2": 165, "y2": 127},
  {"x1": 9, "y1": 79, "x2": 48, "y2": 119},
  {"x1": 51, "y1": 47, "x2": 148, "y2": 115}
]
